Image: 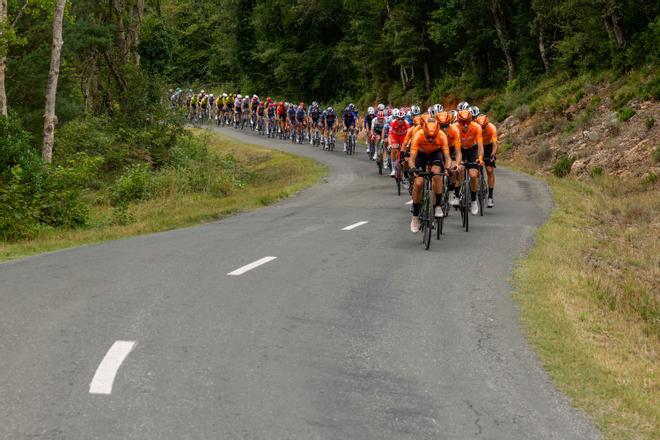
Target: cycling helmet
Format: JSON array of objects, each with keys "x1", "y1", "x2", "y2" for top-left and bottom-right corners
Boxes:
[
  {"x1": 476, "y1": 114, "x2": 489, "y2": 126},
  {"x1": 392, "y1": 108, "x2": 401, "y2": 118},
  {"x1": 237, "y1": 94, "x2": 242, "y2": 99},
  {"x1": 266, "y1": 96, "x2": 272, "y2": 102},
  {"x1": 449, "y1": 109, "x2": 458, "y2": 123},
  {"x1": 327, "y1": 106, "x2": 334, "y2": 113},
  {"x1": 387, "y1": 108, "x2": 393, "y2": 116},
  {"x1": 312, "y1": 101, "x2": 318, "y2": 107},
  {"x1": 430, "y1": 104, "x2": 443, "y2": 116},
  {"x1": 377, "y1": 111, "x2": 385, "y2": 119},
  {"x1": 411, "y1": 105, "x2": 421, "y2": 116},
  {"x1": 222, "y1": 93, "x2": 228, "y2": 98},
  {"x1": 368, "y1": 106, "x2": 375, "y2": 115},
  {"x1": 469, "y1": 106, "x2": 480, "y2": 118},
  {"x1": 427, "y1": 106, "x2": 433, "y2": 114},
  {"x1": 377, "y1": 103, "x2": 385, "y2": 111},
  {"x1": 200, "y1": 90, "x2": 205, "y2": 94},
  {"x1": 457, "y1": 109, "x2": 472, "y2": 123},
  {"x1": 457, "y1": 101, "x2": 470, "y2": 111},
  {"x1": 279, "y1": 101, "x2": 284, "y2": 106},
  {"x1": 421, "y1": 117, "x2": 440, "y2": 138},
  {"x1": 348, "y1": 103, "x2": 354, "y2": 110},
  {"x1": 436, "y1": 111, "x2": 451, "y2": 126}
]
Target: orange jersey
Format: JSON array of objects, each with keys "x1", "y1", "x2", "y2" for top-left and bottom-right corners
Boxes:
[
  {"x1": 481, "y1": 122, "x2": 498, "y2": 144},
  {"x1": 458, "y1": 121, "x2": 483, "y2": 148},
  {"x1": 443, "y1": 123, "x2": 461, "y2": 152},
  {"x1": 410, "y1": 129, "x2": 449, "y2": 155},
  {"x1": 403, "y1": 124, "x2": 422, "y2": 147}
]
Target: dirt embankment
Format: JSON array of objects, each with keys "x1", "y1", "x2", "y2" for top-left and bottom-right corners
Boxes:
[{"x1": 499, "y1": 89, "x2": 659, "y2": 179}]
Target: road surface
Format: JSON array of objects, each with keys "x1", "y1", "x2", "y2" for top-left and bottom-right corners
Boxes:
[{"x1": 0, "y1": 126, "x2": 600, "y2": 439}]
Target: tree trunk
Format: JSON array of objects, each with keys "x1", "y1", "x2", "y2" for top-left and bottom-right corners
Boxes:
[
  {"x1": 423, "y1": 61, "x2": 431, "y2": 96},
  {"x1": 0, "y1": 0, "x2": 8, "y2": 117},
  {"x1": 42, "y1": 0, "x2": 67, "y2": 163},
  {"x1": 538, "y1": 29, "x2": 550, "y2": 72},
  {"x1": 491, "y1": 0, "x2": 516, "y2": 82}
]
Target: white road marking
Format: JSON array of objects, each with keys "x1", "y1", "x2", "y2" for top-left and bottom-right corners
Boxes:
[
  {"x1": 342, "y1": 221, "x2": 369, "y2": 231},
  {"x1": 89, "y1": 341, "x2": 135, "y2": 395},
  {"x1": 227, "y1": 256, "x2": 277, "y2": 276},
  {"x1": 406, "y1": 200, "x2": 413, "y2": 205}
]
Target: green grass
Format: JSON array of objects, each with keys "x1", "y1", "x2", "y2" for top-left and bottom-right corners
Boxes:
[
  {"x1": 0, "y1": 131, "x2": 327, "y2": 261},
  {"x1": 512, "y1": 174, "x2": 659, "y2": 439}
]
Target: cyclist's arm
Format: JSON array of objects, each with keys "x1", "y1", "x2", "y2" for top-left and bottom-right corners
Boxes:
[{"x1": 490, "y1": 124, "x2": 499, "y2": 157}]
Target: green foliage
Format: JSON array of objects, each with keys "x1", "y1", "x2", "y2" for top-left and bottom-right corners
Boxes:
[
  {"x1": 645, "y1": 117, "x2": 655, "y2": 129},
  {"x1": 109, "y1": 163, "x2": 154, "y2": 205},
  {"x1": 653, "y1": 148, "x2": 660, "y2": 164},
  {"x1": 590, "y1": 166, "x2": 604, "y2": 178},
  {"x1": 617, "y1": 107, "x2": 636, "y2": 122},
  {"x1": 553, "y1": 156, "x2": 575, "y2": 177}
]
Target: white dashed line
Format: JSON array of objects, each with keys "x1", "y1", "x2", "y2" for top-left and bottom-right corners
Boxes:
[
  {"x1": 227, "y1": 256, "x2": 277, "y2": 276},
  {"x1": 342, "y1": 221, "x2": 369, "y2": 231},
  {"x1": 90, "y1": 341, "x2": 135, "y2": 395}
]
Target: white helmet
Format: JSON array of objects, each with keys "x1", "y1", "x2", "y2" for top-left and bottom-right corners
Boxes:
[
  {"x1": 222, "y1": 93, "x2": 228, "y2": 98},
  {"x1": 253, "y1": 94, "x2": 258, "y2": 99},
  {"x1": 200, "y1": 90, "x2": 205, "y2": 94},
  {"x1": 411, "y1": 105, "x2": 421, "y2": 116},
  {"x1": 237, "y1": 94, "x2": 242, "y2": 99},
  {"x1": 457, "y1": 101, "x2": 470, "y2": 111},
  {"x1": 430, "y1": 104, "x2": 443, "y2": 116},
  {"x1": 449, "y1": 110, "x2": 458, "y2": 123},
  {"x1": 210, "y1": 94, "x2": 214, "y2": 97},
  {"x1": 427, "y1": 106, "x2": 433, "y2": 114},
  {"x1": 377, "y1": 103, "x2": 385, "y2": 111},
  {"x1": 392, "y1": 108, "x2": 401, "y2": 118},
  {"x1": 469, "y1": 106, "x2": 480, "y2": 118},
  {"x1": 368, "y1": 106, "x2": 375, "y2": 115}
]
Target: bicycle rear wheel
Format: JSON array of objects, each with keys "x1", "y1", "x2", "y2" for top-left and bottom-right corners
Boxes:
[{"x1": 423, "y1": 195, "x2": 432, "y2": 250}]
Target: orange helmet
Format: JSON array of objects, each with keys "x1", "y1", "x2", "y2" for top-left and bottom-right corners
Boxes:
[
  {"x1": 435, "y1": 111, "x2": 451, "y2": 126},
  {"x1": 476, "y1": 114, "x2": 489, "y2": 127},
  {"x1": 457, "y1": 109, "x2": 472, "y2": 123},
  {"x1": 421, "y1": 117, "x2": 440, "y2": 138}
]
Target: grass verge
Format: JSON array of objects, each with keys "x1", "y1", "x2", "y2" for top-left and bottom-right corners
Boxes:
[
  {"x1": 0, "y1": 130, "x2": 326, "y2": 262},
  {"x1": 511, "y1": 171, "x2": 659, "y2": 439}
]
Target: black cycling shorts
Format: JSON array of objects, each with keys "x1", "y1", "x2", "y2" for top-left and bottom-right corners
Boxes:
[
  {"x1": 484, "y1": 143, "x2": 496, "y2": 168},
  {"x1": 415, "y1": 149, "x2": 445, "y2": 170},
  {"x1": 462, "y1": 145, "x2": 479, "y2": 169}
]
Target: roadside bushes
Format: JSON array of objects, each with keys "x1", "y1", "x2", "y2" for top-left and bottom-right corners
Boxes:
[{"x1": 0, "y1": 115, "x2": 102, "y2": 240}]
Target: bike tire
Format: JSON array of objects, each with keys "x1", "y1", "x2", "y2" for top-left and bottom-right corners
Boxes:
[
  {"x1": 423, "y1": 197, "x2": 432, "y2": 250},
  {"x1": 377, "y1": 159, "x2": 383, "y2": 175},
  {"x1": 396, "y1": 177, "x2": 401, "y2": 196}
]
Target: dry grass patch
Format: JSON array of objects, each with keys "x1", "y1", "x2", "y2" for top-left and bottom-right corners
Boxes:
[{"x1": 513, "y1": 174, "x2": 659, "y2": 439}]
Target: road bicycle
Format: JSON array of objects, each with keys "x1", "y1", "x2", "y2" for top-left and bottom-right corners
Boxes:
[
  {"x1": 477, "y1": 164, "x2": 487, "y2": 216},
  {"x1": 411, "y1": 168, "x2": 442, "y2": 250},
  {"x1": 458, "y1": 162, "x2": 481, "y2": 232}
]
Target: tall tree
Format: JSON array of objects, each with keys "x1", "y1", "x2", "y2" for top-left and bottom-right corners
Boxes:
[
  {"x1": 0, "y1": 0, "x2": 7, "y2": 116},
  {"x1": 41, "y1": 0, "x2": 66, "y2": 162}
]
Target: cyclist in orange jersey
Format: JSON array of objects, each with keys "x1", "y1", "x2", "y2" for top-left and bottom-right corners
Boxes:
[
  {"x1": 456, "y1": 109, "x2": 484, "y2": 215},
  {"x1": 435, "y1": 111, "x2": 463, "y2": 206},
  {"x1": 407, "y1": 117, "x2": 453, "y2": 233},
  {"x1": 476, "y1": 113, "x2": 498, "y2": 208}
]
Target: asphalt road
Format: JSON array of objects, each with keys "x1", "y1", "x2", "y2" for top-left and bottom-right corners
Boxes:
[{"x1": 0, "y1": 126, "x2": 600, "y2": 439}]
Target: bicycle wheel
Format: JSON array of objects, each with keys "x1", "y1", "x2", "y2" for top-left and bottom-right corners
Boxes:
[
  {"x1": 478, "y1": 167, "x2": 486, "y2": 216},
  {"x1": 377, "y1": 157, "x2": 383, "y2": 175},
  {"x1": 422, "y1": 192, "x2": 432, "y2": 250},
  {"x1": 463, "y1": 178, "x2": 470, "y2": 232}
]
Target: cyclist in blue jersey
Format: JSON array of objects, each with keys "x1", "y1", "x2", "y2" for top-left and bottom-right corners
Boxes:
[
  {"x1": 363, "y1": 106, "x2": 376, "y2": 153},
  {"x1": 308, "y1": 101, "x2": 321, "y2": 144},
  {"x1": 342, "y1": 103, "x2": 358, "y2": 152}
]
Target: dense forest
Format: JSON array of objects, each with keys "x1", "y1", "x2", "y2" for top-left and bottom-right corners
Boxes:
[{"x1": 0, "y1": 0, "x2": 658, "y2": 240}]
